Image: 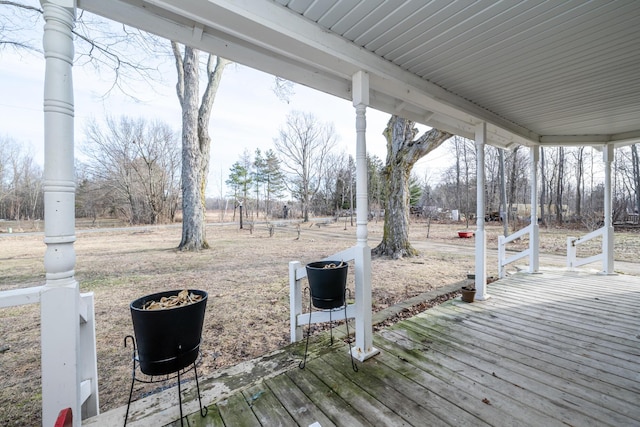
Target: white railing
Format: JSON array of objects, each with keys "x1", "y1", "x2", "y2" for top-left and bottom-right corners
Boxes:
[
  {"x1": 289, "y1": 246, "x2": 356, "y2": 342},
  {"x1": 498, "y1": 224, "x2": 533, "y2": 278},
  {"x1": 567, "y1": 226, "x2": 606, "y2": 269},
  {"x1": 0, "y1": 286, "x2": 99, "y2": 419}
]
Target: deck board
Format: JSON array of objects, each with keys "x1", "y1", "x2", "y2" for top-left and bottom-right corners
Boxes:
[
  {"x1": 387, "y1": 319, "x2": 636, "y2": 426},
  {"x1": 241, "y1": 383, "x2": 297, "y2": 426},
  {"x1": 216, "y1": 393, "x2": 261, "y2": 427},
  {"x1": 86, "y1": 269, "x2": 640, "y2": 426},
  {"x1": 285, "y1": 366, "x2": 373, "y2": 427},
  {"x1": 320, "y1": 350, "x2": 449, "y2": 426},
  {"x1": 305, "y1": 353, "x2": 411, "y2": 426}
]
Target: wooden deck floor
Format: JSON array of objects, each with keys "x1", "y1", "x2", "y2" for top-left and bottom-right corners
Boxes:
[{"x1": 89, "y1": 270, "x2": 640, "y2": 426}]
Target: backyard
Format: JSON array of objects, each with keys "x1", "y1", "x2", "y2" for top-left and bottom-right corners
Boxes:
[{"x1": 0, "y1": 215, "x2": 638, "y2": 426}]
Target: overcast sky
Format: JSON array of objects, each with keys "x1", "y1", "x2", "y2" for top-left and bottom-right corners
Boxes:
[{"x1": 0, "y1": 46, "x2": 453, "y2": 197}]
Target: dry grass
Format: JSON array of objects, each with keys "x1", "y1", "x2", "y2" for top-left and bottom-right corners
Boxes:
[{"x1": 0, "y1": 216, "x2": 638, "y2": 426}]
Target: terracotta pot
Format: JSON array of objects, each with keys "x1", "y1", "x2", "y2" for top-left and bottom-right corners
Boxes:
[{"x1": 461, "y1": 286, "x2": 476, "y2": 303}]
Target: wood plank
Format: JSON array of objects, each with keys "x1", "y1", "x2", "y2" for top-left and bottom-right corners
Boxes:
[
  {"x1": 265, "y1": 373, "x2": 337, "y2": 427},
  {"x1": 165, "y1": 404, "x2": 225, "y2": 427},
  {"x1": 393, "y1": 311, "x2": 640, "y2": 425},
  {"x1": 456, "y1": 292, "x2": 640, "y2": 356},
  {"x1": 367, "y1": 351, "x2": 493, "y2": 427},
  {"x1": 427, "y1": 302, "x2": 640, "y2": 392},
  {"x1": 373, "y1": 333, "x2": 564, "y2": 427},
  {"x1": 403, "y1": 310, "x2": 640, "y2": 402},
  {"x1": 374, "y1": 332, "x2": 606, "y2": 427},
  {"x1": 241, "y1": 383, "x2": 297, "y2": 426},
  {"x1": 492, "y1": 273, "x2": 640, "y2": 317},
  {"x1": 479, "y1": 297, "x2": 640, "y2": 347},
  {"x1": 380, "y1": 322, "x2": 637, "y2": 427},
  {"x1": 489, "y1": 283, "x2": 640, "y2": 327},
  {"x1": 320, "y1": 350, "x2": 454, "y2": 426},
  {"x1": 216, "y1": 392, "x2": 261, "y2": 427},
  {"x1": 447, "y1": 300, "x2": 640, "y2": 371},
  {"x1": 305, "y1": 354, "x2": 411, "y2": 426},
  {"x1": 493, "y1": 281, "x2": 640, "y2": 319},
  {"x1": 370, "y1": 336, "x2": 534, "y2": 427},
  {"x1": 285, "y1": 367, "x2": 373, "y2": 427}
]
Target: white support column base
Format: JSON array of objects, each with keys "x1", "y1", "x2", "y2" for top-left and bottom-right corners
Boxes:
[
  {"x1": 41, "y1": 282, "x2": 81, "y2": 426},
  {"x1": 352, "y1": 346, "x2": 380, "y2": 362},
  {"x1": 474, "y1": 229, "x2": 490, "y2": 300},
  {"x1": 353, "y1": 244, "x2": 376, "y2": 360}
]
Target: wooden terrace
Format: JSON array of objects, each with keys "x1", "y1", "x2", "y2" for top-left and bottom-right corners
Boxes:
[{"x1": 88, "y1": 269, "x2": 640, "y2": 426}]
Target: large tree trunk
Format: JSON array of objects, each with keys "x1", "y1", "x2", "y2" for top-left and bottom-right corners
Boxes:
[
  {"x1": 373, "y1": 116, "x2": 452, "y2": 259},
  {"x1": 176, "y1": 47, "x2": 207, "y2": 250},
  {"x1": 173, "y1": 43, "x2": 229, "y2": 251}
]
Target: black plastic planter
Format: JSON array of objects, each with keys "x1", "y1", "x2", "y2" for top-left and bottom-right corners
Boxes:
[
  {"x1": 306, "y1": 261, "x2": 348, "y2": 309},
  {"x1": 130, "y1": 289, "x2": 208, "y2": 376}
]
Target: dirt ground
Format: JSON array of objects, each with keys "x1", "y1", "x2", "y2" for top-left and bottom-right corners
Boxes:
[{"x1": 0, "y1": 216, "x2": 638, "y2": 426}]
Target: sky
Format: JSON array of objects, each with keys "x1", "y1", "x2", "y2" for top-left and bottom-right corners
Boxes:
[{"x1": 0, "y1": 44, "x2": 454, "y2": 198}]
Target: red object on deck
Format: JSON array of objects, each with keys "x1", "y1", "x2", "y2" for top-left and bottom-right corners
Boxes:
[{"x1": 54, "y1": 408, "x2": 72, "y2": 427}]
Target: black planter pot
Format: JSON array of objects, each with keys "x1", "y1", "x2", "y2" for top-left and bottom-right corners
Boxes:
[
  {"x1": 306, "y1": 261, "x2": 348, "y2": 309},
  {"x1": 130, "y1": 290, "x2": 208, "y2": 376}
]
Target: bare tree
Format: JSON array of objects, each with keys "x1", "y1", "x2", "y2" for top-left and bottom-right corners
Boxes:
[
  {"x1": 0, "y1": 136, "x2": 43, "y2": 221},
  {"x1": 261, "y1": 149, "x2": 285, "y2": 218},
  {"x1": 81, "y1": 116, "x2": 180, "y2": 224},
  {"x1": 373, "y1": 116, "x2": 452, "y2": 258},
  {"x1": 273, "y1": 111, "x2": 338, "y2": 222},
  {"x1": 172, "y1": 43, "x2": 230, "y2": 250},
  {"x1": 2, "y1": 1, "x2": 166, "y2": 99},
  {"x1": 3, "y1": 2, "x2": 228, "y2": 246}
]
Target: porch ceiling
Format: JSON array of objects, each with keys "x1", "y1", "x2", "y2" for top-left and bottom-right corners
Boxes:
[{"x1": 76, "y1": 0, "x2": 640, "y2": 149}]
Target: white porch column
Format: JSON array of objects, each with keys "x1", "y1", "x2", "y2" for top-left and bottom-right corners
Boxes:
[
  {"x1": 474, "y1": 123, "x2": 489, "y2": 300},
  {"x1": 602, "y1": 144, "x2": 615, "y2": 274},
  {"x1": 529, "y1": 146, "x2": 540, "y2": 273},
  {"x1": 40, "y1": 1, "x2": 81, "y2": 425},
  {"x1": 352, "y1": 71, "x2": 378, "y2": 361}
]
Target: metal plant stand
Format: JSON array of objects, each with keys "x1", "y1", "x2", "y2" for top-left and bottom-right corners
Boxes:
[
  {"x1": 298, "y1": 287, "x2": 358, "y2": 372},
  {"x1": 123, "y1": 335, "x2": 208, "y2": 427}
]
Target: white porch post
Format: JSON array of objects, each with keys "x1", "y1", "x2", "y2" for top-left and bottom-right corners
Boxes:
[
  {"x1": 602, "y1": 144, "x2": 615, "y2": 274},
  {"x1": 529, "y1": 145, "x2": 540, "y2": 273},
  {"x1": 474, "y1": 123, "x2": 489, "y2": 300},
  {"x1": 41, "y1": 1, "x2": 81, "y2": 425},
  {"x1": 352, "y1": 71, "x2": 378, "y2": 361}
]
